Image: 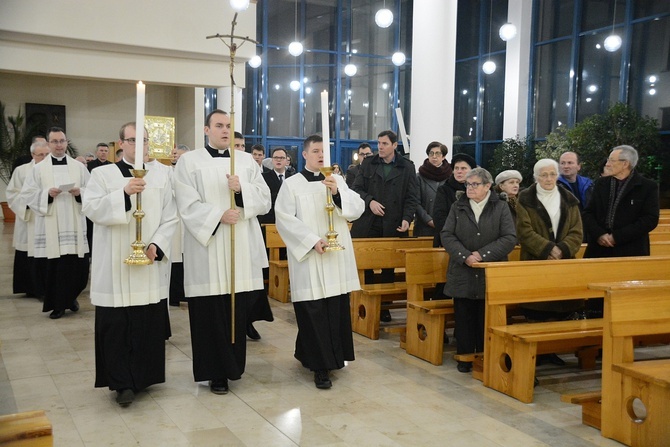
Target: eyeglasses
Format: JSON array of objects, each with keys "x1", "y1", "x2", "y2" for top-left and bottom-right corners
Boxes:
[
  {"x1": 49, "y1": 139, "x2": 68, "y2": 145},
  {"x1": 360, "y1": 152, "x2": 373, "y2": 158},
  {"x1": 538, "y1": 172, "x2": 558, "y2": 178},
  {"x1": 122, "y1": 138, "x2": 149, "y2": 145},
  {"x1": 465, "y1": 182, "x2": 483, "y2": 189},
  {"x1": 272, "y1": 156, "x2": 286, "y2": 160},
  {"x1": 428, "y1": 151, "x2": 443, "y2": 157}
]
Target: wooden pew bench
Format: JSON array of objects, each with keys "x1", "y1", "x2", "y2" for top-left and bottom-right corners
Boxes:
[
  {"x1": 265, "y1": 224, "x2": 290, "y2": 303},
  {"x1": 593, "y1": 280, "x2": 670, "y2": 446},
  {"x1": 350, "y1": 236, "x2": 434, "y2": 339},
  {"x1": 0, "y1": 410, "x2": 53, "y2": 446},
  {"x1": 475, "y1": 256, "x2": 670, "y2": 403}
]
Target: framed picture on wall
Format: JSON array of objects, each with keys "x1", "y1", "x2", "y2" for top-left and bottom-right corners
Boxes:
[{"x1": 25, "y1": 103, "x2": 66, "y2": 137}]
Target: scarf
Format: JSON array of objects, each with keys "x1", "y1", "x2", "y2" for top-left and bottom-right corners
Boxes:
[
  {"x1": 605, "y1": 172, "x2": 634, "y2": 232},
  {"x1": 536, "y1": 183, "x2": 560, "y2": 238},
  {"x1": 418, "y1": 158, "x2": 452, "y2": 182},
  {"x1": 469, "y1": 190, "x2": 491, "y2": 224}
]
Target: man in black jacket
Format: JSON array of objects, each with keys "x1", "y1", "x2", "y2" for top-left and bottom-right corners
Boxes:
[{"x1": 351, "y1": 130, "x2": 419, "y2": 321}]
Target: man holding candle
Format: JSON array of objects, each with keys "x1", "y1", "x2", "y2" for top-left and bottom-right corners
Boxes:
[
  {"x1": 83, "y1": 122, "x2": 178, "y2": 407},
  {"x1": 174, "y1": 109, "x2": 271, "y2": 395},
  {"x1": 21, "y1": 127, "x2": 90, "y2": 319},
  {"x1": 275, "y1": 134, "x2": 364, "y2": 389},
  {"x1": 350, "y1": 129, "x2": 419, "y2": 322}
]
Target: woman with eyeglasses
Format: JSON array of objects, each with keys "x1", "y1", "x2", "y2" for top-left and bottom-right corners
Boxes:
[
  {"x1": 440, "y1": 167, "x2": 516, "y2": 373},
  {"x1": 413, "y1": 142, "x2": 452, "y2": 237},
  {"x1": 515, "y1": 159, "x2": 583, "y2": 365}
]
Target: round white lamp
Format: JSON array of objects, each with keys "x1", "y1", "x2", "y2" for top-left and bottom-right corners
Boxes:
[
  {"x1": 288, "y1": 41, "x2": 304, "y2": 57},
  {"x1": 229, "y1": 0, "x2": 250, "y2": 12},
  {"x1": 482, "y1": 60, "x2": 496, "y2": 74},
  {"x1": 499, "y1": 23, "x2": 517, "y2": 41},
  {"x1": 344, "y1": 63, "x2": 357, "y2": 77},
  {"x1": 248, "y1": 55, "x2": 262, "y2": 68},
  {"x1": 289, "y1": 80, "x2": 301, "y2": 91},
  {"x1": 604, "y1": 34, "x2": 622, "y2": 52},
  {"x1": 375, "y1": 8, "x2": 393, "y2": 28},
  {"x1": 391, "y1": 52, "x2": 406, "y2": 66}
]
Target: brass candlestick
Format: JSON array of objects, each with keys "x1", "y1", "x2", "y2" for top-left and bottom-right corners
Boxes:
[
  {"x1": 124, "y1": 169, "x2": 153, "y2": 265},
  {"x1": 319, "y1": 166, "x2": 344, "y2": 251}
]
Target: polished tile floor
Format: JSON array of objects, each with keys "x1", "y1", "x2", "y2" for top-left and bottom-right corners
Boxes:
[{"x1": 0, "y1": 222, "x2": 630, "y2": 447}]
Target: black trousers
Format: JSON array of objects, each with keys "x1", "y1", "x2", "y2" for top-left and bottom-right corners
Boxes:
[{"x1": 453, "y1": 298, "x2": 485, "y2": 356}]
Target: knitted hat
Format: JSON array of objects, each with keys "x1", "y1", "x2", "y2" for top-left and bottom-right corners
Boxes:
[
  {"x1": 450, "y1": 153, "x2": 477, "y2": 169},
  {"x1": 495, "y1": 169, "x2": 523, "y2": 185}
]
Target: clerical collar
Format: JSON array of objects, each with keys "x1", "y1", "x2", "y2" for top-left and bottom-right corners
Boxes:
[
  {"x1": 274, "y1": 169, "x2": 286, "y2": 177},
  {"x1": 206, "y1": 145, "x2": 229, "y2": 158},
  {"x1": 51, "y1": 154, "x2": 67, "y2": 165},
  {"x1": 300, "y1": 168, "x2": 324, "y2": 182}
]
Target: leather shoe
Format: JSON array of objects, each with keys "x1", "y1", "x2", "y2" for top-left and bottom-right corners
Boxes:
[
  {"x1": 314, "y1": 370, "x2": 332, "y2": 389},
  {"x1": 246, "y1": 323, "x2": 261, "y2": 340},
  {"x1": 49, "y1": 310, "x2": 65, "y2": 319},
  {"x1": 116, "y1": 389, "x2": 135, "y2": 407},
  {"x1": 380, "y1": 309, "x2": 392, "y2": 323},
  {"x1": 70, "y1": 300, "x2": 80, "y2": 312},
  {"x1": 210, "y1": 379, "x2": 229, "y2": 395},
  {"x1": 537, "y1": 353, "x2": 565, "y2": 366},
  {"x1": 456, "y1": 361, "x2": 472, "y2": 373}
]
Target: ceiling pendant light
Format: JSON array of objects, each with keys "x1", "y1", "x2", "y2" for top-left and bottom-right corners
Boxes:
[
  {"x1": 229, "y1": 0, "x2": 250, "y2": 12},
  {"x1": 248, "y1": 55, "x2": 262, "y2": 68},
  {"x1": 604, "y1": 1, "x2": 622, "y2": 52},
  {"x1": 289, "y1": 80, "x2": 301, "y2": 91},
  {"x1": 375, "y1": 1, "x2": 393, "y2": 28},
  {"x1": 499, "y1": 23, "x2": 517, "y2": 41},
  {"x1": 391, "y1": 52, "x2": 406, "y2": 66},
  {"x1": 288, "y1": 0, "x2": 303, "y2": 56},
  {"x1": 344, "y1": 63, "x2": 358, "y2": 77},
  {"x1": 482, "y1": 0, "x2": 496, "y2": 74}
]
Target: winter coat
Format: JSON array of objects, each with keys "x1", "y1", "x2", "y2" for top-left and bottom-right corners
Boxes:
[
  {"x1": 414, "y1": 174, "x2": 447, "y2": 237},
  {"x1": 432, "y1": 176, "x2": 467, "y2": 246},
  {"x1": 350, "y1": 152, "x2": 419, "y2": 238},
  {"x1": 583, "y1": 171, "x2": 659, "y2": 258},
  {"x1": 516, "y1": 184, "x2": 583, "y2": 260},
  {"x1": 440, "y1": 191, "x2": 516, "y2": 300}
]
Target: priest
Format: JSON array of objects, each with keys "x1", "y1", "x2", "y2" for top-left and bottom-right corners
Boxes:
[
  {"x1": 82, "y1": 122, "x2": 178, "y2": 407},
  {"x1": 174, "y1": 109, "x2": 271, "y2": 395},
  {"x1": 21, "y1": 127, "x2": 90, "y2": 319},
  {"x1": 275, "y1": 134, "x2": 364, "y2": 389}
]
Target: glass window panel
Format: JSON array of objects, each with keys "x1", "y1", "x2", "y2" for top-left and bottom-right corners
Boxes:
[
  {"x1": 482, "y1": 53, "x2": 506, "y2": 141},
  {"x1": 454, "y1": 60, "x2": 479, "y2": 142},
  {"x1": 305, "y1": 2, "x2": 337, "y2": 52},
  {"x1": 456, "y1": 0, "x2": 481, "y2": 59},
  {"x1": 400, "y1": 0, "x2": 413, "y2": 58},
  {"x1": 629, "y1": 17, "x2": 670, "y2": 129},
  {"x1": 576, "y1": 31, "x2": 621, "y2": 123},
  {"x1": 267, "y1": 67, "x2": 301, "y2": 137},
  {"x1": 489, "y1": 0, "x2": 509, "y2": 54},
  {"x1": 481, "y1": 143, "x2": 498, "y2": 170},
  {"x1": 582, "y1": 0, "x2": 625, "y2": 32},
  {"x1": 453, "y1": 142, "x2": 476, "y2": 161},
  {"x1": 351, "y1": 2, "x2": 394, "y2": 56},
  {"x1": 267, "y1": 2, "x2": 299, "y2": 49},
  {"x1": 634, "y1": 0, "x2": 670, "y2": 19},
  {"x1": 533, "y1": 40, "x2": 572, "y2": 137},
  {"x1": 536, "y1": 0, "x2": 574, "y2": 41},
  {"x1": 302, "y1": 64, "x2": 333, "y2": 136}
]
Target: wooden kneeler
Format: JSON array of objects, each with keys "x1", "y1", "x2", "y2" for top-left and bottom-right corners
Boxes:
[
  {"x1": 0, "y1": 410, "x2": 53, "y2": 446},
  {"x1": 405, "y1": 300, "x2": 454, "y2": 365}
]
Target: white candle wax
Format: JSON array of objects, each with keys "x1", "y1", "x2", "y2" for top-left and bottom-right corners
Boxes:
[
  {"x1": 395, "y1": 107, "x2": 410, "y2": 155},
  {"x1": 321, "y1": 90, "x2": 331, "y2": 166},
  {"x1": 135, "y1": 81, "x2": 146, "y2": 170}
]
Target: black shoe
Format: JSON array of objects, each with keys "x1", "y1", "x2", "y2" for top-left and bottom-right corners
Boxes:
[
  {"x1": 70, "y1": 300, "x2": 79, "y2": 312},
  {"x1": 246, "y1": 323, "x2": 261, "y2": 340},
  {"x1": 534, "y1": 377, "x2": 540, "y2": 387},
  {"x1": 49, "y1": 310, "x2": 65, "y2": 319},
  {"x1": 456, "y1": 361, "x2": 472, "y2": 373},
  {"x1": 314, "y1": 370, "x2": 332, "y2": 389},
  {"x1": 537, "y1": 353, "x2": 566, "y2": 366},
  {"x1": 116, "y1": 389, "x2": 135, "y2": 407},
  {"x1": 380, "y1": 309, "x2": 392, "y2": 323},
  {"x1": 210, "y1": 379, "x2": 229, "y2": 395}
]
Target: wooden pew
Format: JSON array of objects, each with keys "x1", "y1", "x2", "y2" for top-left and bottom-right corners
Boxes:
[
  {"x1": 0, "y1": 410, "x2": 53, "y2": 446},
  {"x1": 350, "y1": 236, "x2": 434, "y2": 339},
  {"x1": 591, "y1": 280, "x2": 670, "y2": 447},
  {"x1": 265, "y1": 224, "x2": 290, "y2": 303},
  {"x1": 475, "y1": 256, "x2": 670, "y2": 403}
]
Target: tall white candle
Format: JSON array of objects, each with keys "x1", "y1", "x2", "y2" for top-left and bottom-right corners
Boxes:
[
  {"x1": 395, "y1": 107, "x2": 410, "y2": 155},
  {"x1": 321, "y1": 90, "x2": 331, "y2": 166},
  {"x1": 135, "y1": 81, "x2": 146, "y2": 170}
]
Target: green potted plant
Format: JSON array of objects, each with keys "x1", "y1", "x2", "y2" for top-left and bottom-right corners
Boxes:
[{"x1": 0, "y1": 101, "x2": 34, "y2": 221}]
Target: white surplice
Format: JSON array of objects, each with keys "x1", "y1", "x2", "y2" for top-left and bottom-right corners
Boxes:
[
  {"x1": 6, "y1": 161, "x2": 34, "y2": 252},
  {"x1": 174, "y1": 148, "x2": 271, "y2": 297},
  {"x1": 275, "y1": 171, "x2": 364, "y2": 302},
  {"x1": 82, "y1": 163, "x2": 178, "y2": 307},
  {"x1": 21, "y1": 155, "x2": 89, "y2": 259}
]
